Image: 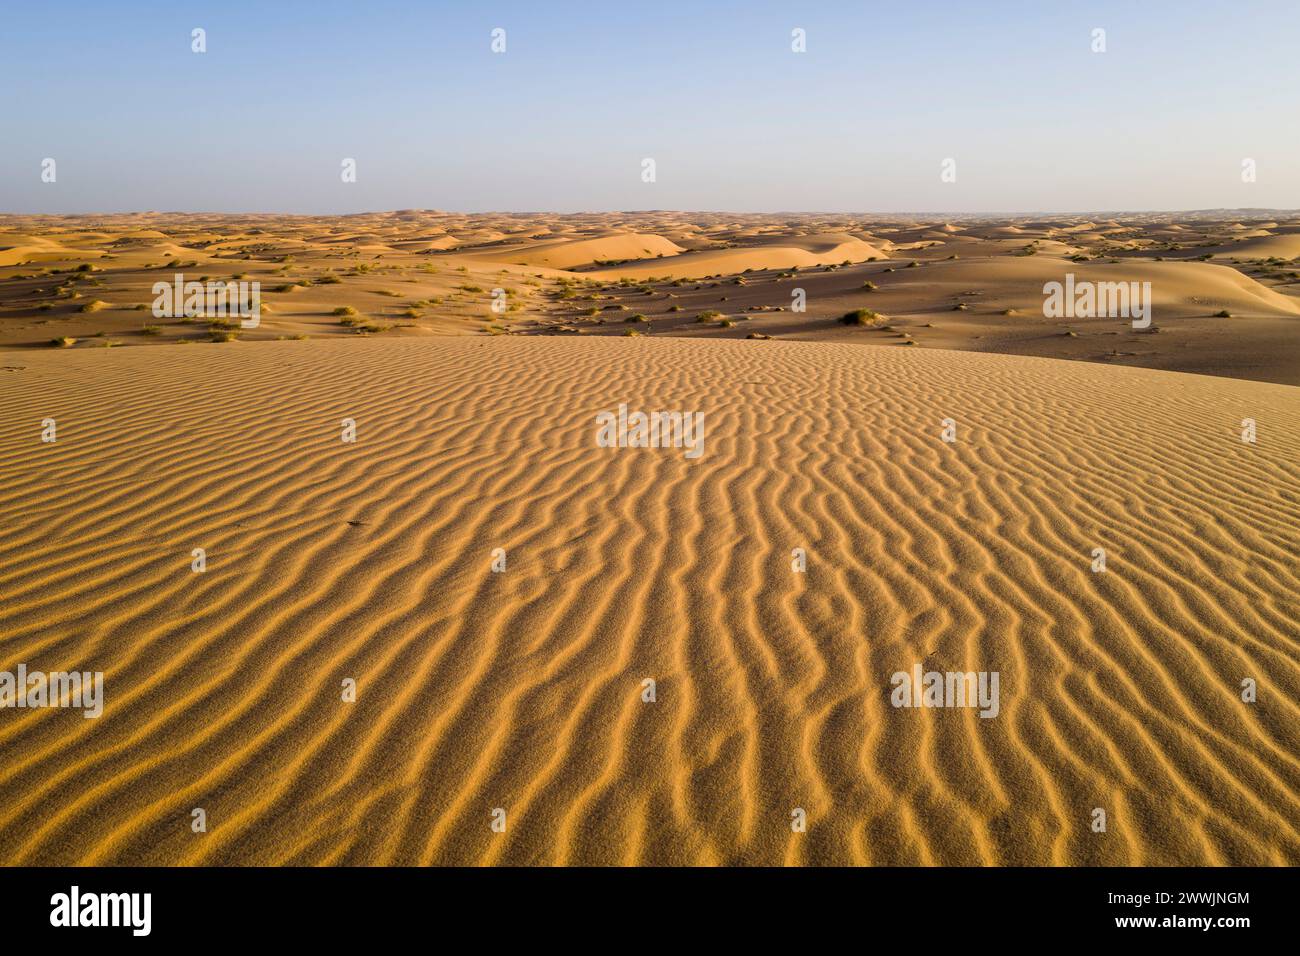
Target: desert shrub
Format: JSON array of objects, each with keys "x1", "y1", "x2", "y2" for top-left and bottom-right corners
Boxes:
[{"x1": 840, "y1": 308, "x2": 884, "y2": 326}]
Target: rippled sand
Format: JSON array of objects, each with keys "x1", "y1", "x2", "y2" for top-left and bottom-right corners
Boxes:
[{"x1": 1, "y1": 336, "x2": 1296, "y2": 864}]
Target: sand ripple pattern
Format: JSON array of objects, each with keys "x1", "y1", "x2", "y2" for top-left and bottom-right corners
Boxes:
[{"x1": 0, "y1": 337, "x2": 1297, "y2": 865}]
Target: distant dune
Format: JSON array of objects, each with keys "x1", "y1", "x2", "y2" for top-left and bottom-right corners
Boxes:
[
  {"x1": 464, "y1": 232, "x2": 686, "y2": 269},
  {"x1": 1214, "y1": 232, "x2": 1300, "y2": 260},
  {"x1": 587, "y1": 233, "x2": 893, "y2": 278},
  {"x1": 883, "y1": 256, "x2": 1300, "y2": 316},
  {"x1": 2, "y1": 211, "x2": 1298, "y2": 385},
  {"x1": 0, "y1": 235, "x2": 107, "y2": 266}
]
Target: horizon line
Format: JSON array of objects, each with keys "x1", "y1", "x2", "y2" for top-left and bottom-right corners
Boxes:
[{"x1": 3, "y1": 207, "x2": 1299, "y2": 219}]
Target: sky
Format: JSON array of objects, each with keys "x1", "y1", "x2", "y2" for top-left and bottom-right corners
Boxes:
[{"x1": 1, "y1": 0, "x2": 1297, "y2": 214}]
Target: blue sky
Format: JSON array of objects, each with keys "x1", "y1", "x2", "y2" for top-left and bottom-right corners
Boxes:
[{"x1": 2, "y1": 0, "x2": 1296, "y2": 213}]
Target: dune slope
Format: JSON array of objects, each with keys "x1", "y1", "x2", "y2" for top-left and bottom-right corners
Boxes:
[
  {"x1": 589, "y1": 234, "x2": 892, "y2": 278},
  {"x1": 0, "y1": 337, "x2": 1297, "y2": 865},
  {"x1": 462, "y1": 232, "x2": 686, "y2": 269}
]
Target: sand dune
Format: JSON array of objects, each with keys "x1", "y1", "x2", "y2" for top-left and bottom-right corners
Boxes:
[
  {"x1": 464, "y1": 233, "x2": 686, "y2": 269},
  {"x1": 590, "y1": 235, "x2": 892, "y2": 279},
  {"x1": 888, "y1": 256, "x2": 1300, "y2": 316},
  {"x1": 395, "y1": 236, "x2": 460, "y2": 252},
  {"x1": 0, "y1": 335, "x2": 1296, "y2": 865},
  {"x1": 0, "y1": 235, "x2": 106, "y2": 267},
  {"x1": 1214, "y1": 232, "x2": 1300, "y2": 260},
  {"x1": 2, "y1": 211, "x2": 1298, "y2": 385}
]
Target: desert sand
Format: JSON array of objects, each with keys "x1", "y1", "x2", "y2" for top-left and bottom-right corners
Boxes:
[
  {"x1": 1, "y1": 330, "x2": 1297, "y2": 865},
  {"x1": 3, "y1": 210, "x2": 1300, "y2": 383}
]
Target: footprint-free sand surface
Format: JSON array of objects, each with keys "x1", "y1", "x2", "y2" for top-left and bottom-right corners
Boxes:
[
  {"x1": 4, "y1": 211, "x2": 1300, "y2": 384},
  {"x1": 1, "y1": 335, "x2": 1297, "y2": 865}
]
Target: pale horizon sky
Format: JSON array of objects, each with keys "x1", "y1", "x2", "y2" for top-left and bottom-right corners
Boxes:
[{"x1": 2, "y1": 0, "x2": 1297, "y2": 215}]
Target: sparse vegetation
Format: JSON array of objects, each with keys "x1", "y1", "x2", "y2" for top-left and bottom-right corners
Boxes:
[{"x1": 841, "y1": 308, "x2": 884, "y2": 326}]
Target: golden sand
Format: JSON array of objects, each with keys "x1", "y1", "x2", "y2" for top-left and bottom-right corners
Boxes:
[{"x1": 1, "y1": 335, "x2": 1296, "y2": 865}]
